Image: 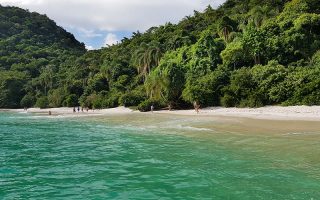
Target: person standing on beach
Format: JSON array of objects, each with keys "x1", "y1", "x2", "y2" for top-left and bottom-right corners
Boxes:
[
  {"x1": 193, "y1": 101, "x2": 200, "y2": 114},
  {"x1": 77, "y1": 106, "x2": 80, "y2": 112},
  {"x1": 193, "y1": 101, "x2": 197, "y2": 113},
  {"x1": 196, "y1": 104, "x2": 200, "y2": 114},
  {"x1": 73, "y1": 107, "x2": 76, "y2": 113},
  {"x1": 151, "y1": 105, "x2": 154, "y2": 113}
]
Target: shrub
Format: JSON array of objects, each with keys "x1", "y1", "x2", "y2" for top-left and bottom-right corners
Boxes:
[
  {"x1": 91, "y1": 94, "x2": 104, "y2": 109},
  {"x1": 63, "y1": 94, "x2": 78, "y2": 107},
  {"x1": 35, "y1": 96, "x2": 49, "y2": 109},
  {"x1": 104, "y1": 95, "x2": 119, "y2": 108},
  {"x1": 220, "y1": 94, "x2": 237, "y2": 107},
  {"x1": 48, "y1": 88, "x2": 66, "y2": 107},
  {"x1": 119, "y1": 92, "x2": 145, "y2": 107},
  {"x1": 137, "y1": 99, "x2": 164, "y2": 112},
  {"x1": 20, "y1": 94, "x2": 35, "y2": 108},
  {"x1": 239, "y1": 94, "x2": 264, "y2": 108}
]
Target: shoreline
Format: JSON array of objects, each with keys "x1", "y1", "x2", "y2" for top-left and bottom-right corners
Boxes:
[
  {"x1": 2, "y1": 105, "x2": 320, "y2": 121},
  {"x1": 154, "y1": 106, "x2": 320, "y2": 121},
  {"x1": 0, "y1": 106, "x2": 136, "y2": 117}
]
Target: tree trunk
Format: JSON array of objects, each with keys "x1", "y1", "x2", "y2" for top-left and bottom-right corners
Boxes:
[{"x1": 254, "y1": 54, "x2": 261, "y2": 65}]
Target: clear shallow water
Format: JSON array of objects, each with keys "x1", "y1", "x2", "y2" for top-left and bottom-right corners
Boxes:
[{"x1": 0, "y1": 112, "x2": 320, "y2": 199}]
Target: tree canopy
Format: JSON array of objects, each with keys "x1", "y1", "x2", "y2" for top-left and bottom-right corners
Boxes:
[{"x1": 1, "y1": 0, "x2": 320, "y2": 110}]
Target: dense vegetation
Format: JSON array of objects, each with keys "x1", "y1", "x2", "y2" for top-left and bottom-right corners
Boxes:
[
  {"x1": 1, "y1": 0, "x2": 320, "y2": 110},
  {"x1": 0, "y1": 5, "x2": 85, "y2": 108}
]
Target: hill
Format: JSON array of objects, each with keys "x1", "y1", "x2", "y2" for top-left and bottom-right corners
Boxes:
[
  {"x1": 1, "y1": 0, "x2": 320, "y2": 109},
  {"x1": 0, "y1": 5, "x2": 86, "y2": 108}
]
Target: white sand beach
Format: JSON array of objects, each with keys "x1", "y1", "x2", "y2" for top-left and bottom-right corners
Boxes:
[
  {"x1": 4, "y1": 105, "x2": 320, "y2": 121},
  {"x1": 9, "y1": 106, "x2": 135, "y2": 117},
  {"x1": 155, "y1": 106, "x2": 320, "y2": 121}
]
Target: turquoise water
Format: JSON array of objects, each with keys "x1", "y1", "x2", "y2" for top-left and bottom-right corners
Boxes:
[{"x1": 0, "y1": 112, "x2": 320, "y2": 199}]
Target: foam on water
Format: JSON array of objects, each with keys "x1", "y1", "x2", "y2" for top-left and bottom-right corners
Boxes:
[
  {"x1": 0, "y1": 112, "x2": 320, "y2": 199},
  {"x1": 283, "y1": 132, "x2": 320, "y2": 136},
  {"x1": 175, "y1": 124, "x2": 213, "y2": 131}
]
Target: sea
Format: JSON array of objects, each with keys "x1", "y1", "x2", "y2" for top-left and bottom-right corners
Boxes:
[{"x1": 0, "y1": 111, "x2": 320, "y2": 199}]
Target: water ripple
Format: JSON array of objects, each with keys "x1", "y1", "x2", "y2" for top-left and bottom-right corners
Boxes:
[{"x1": 0, "y1": 112, "x2": 320, "y2": 199}]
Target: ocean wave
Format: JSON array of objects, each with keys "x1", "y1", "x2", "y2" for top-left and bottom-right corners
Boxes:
[
  {"x1": 175, "y1": 124, "x2": 213, "y2": 132},
  {"x1": 107, "y1": 123, "x2": 213, "y2": 133},
  {"x1": 283, "y1": 132, "x2": 319, "y2": 136}
]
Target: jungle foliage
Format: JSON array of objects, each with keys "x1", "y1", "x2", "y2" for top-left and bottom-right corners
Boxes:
[{"x1": 1, "y1": 0, "x2": 320, "y2": 110}]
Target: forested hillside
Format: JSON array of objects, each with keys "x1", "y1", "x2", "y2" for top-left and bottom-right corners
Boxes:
[
  {"x1": 0, "y1": 5, "x2": 86, "y2": 108},
  {"x1": 1, "y1": 0, "x2": 320, "y2": 110}
]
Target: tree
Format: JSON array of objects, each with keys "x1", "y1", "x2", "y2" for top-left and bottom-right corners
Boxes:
[
  {"x1": 217, "y1": 16, "x2": 237, "y2": 43},
  {"x1": 183, "y1": 69, "x2": 229, "y2": 106},
  {"x1": 145, "y1": 48, "x2": 187, "y2": 107},
  {"x1": 20, "y1": 93, "x2": 35, "y2": 108},
  {"x1": 132, "y1": 42, "x2": 163, "y2": 80},
  {"x1": 3, "y1": 0, "x2": 320, "y2": 110},
  {"x1": 0, "y1": 71, "x2": 28, "y2": 108},
  {"x1": 35, "y1": 96, "x2": 49, "y2": 109},
  {"x1": 48, "y1": 88, "x2": 66, "y2": 107},
  {"x1": 221, "y1": 39, "x2": 249, "y2": 70},
  {"x1": 64, "y1": 94, "x2": 79, "y2": 107},
  {"x1": 221, "y1": 67, "x2": 259, "y2": 107},
  {"x1": 39, "y1": 65, "x2": 54, "y2": 95},
  {"x1": 248, "y1": 6, "x2": 278, "y2": 28},
  {"x1": 144, "y1": 69, "x2": 168, "y2": 101},
  {"x1": 242, "y1": 25, "x2": 267, "y2": 64}
]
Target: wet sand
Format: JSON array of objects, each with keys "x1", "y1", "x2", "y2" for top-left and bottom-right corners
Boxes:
[
  {"x1": 4, "y1": 105, "x2": 320, "y2": 121},
  {"x1": 3, "y1": 106, "x2": 320, "y2": 134},
  {"x1": 154, "y1": 106, "x2": 320, "y2": 121}
]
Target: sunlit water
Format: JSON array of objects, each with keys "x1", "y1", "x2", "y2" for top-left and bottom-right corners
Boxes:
[{"x1": 1, "y1": 111, "x2": 320, "y2": 199}]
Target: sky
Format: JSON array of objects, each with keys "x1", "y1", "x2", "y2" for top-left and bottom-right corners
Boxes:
[{"x1": 0, "y1": 0, "x2": 226, "y2": 50}]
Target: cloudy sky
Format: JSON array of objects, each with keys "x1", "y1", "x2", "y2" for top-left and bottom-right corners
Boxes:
[{"x1": 0, "y1": 0, "x2": 226, "y2": 49}]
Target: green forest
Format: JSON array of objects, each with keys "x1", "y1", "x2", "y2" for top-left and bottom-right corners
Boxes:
[{"x1": 1, "y1": 0, "x2": 320, "y2": 111}]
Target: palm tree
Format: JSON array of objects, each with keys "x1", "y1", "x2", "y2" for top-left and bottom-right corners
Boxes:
[
  {"x1": 100, "y1": 65, "x2": 111, "y2": 81},
  {"x1": 144, "y1": 69, "x2": 168, "y2": 101},
  {"x1": 228, "y1": 32, "x2": 243, "y2": 43},
  {"x1": 148, "y1": 41, "x2": 162, "y2": 67},
  {"x1": 39, "y1": 65, "x2": 54, "y2": 95},
  {"x1": 248, "y1": 6, "x2": 278, "y2": 28},
  {"x1": 132, "y1": 42, "x2": 163, "y2": 80},
  {"x1": 217, "y1": 16, "x2": 235, "y2": 43},
  {"x1": 132, "y1": 43, "x2": 150, "y2": 78},
  {"x1": 219, "y1": 25, "x2": 234, "y2": 42}
]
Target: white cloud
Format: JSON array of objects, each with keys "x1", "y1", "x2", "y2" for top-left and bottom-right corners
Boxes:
[
  {"x1": 78, "y1": 28, "x2": 103, "y2": 38},
  {"x1": 104, "y1": 33, "x2": 119, "y2": 46},
  {"x1": 85, "y1": 45, "x2": 95, "y2": 50},
  {"x1": 0, "y1": 0, "x2": 226, "y2": 32},
  {"x1": 0, "y1": 0, "x2": 226, "y2": 48}
]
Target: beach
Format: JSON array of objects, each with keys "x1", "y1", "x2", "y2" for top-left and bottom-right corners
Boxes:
[
  {"x1": 1, "y1": 106, "x2": 320, "y2": 199},
  {"x1": 155, "y1": 106, "x2": 320, "y2": 121},
  {"x1": 6, "y1": 106, "x2": 135, "y2": 117},
  {"x1": 6, "y1": 105, "x2": 320, "y2": 121}
]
